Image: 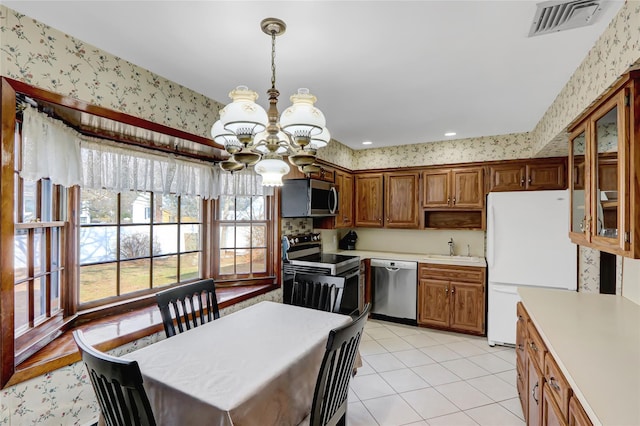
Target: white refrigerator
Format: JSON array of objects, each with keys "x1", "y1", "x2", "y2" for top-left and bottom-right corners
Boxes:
[{"x1": 486, "y1": 190, "x2": 577, "y2": 346}]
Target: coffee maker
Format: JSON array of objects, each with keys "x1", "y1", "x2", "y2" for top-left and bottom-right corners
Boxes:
[{"x1": 339, "y1": 230, "x2": 358, "y2": 250}]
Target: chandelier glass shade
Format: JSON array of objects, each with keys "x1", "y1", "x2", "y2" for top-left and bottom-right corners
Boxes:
[{"x1": 211, "y1": 17, "x2": 330, "y2": 187}]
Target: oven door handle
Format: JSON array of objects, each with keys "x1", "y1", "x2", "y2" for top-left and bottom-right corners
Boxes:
[{"x1": 342, "y1": 268, "x2": 360, "y2": 280}]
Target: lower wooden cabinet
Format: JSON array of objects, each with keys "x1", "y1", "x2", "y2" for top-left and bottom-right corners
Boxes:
[
  {"x1": 528, "y1": 353, "x2": 544, "y2": 426},
  {"x1": 417, "y1": 263, "x2": 486, "y2": 335},
  {"x1": 568, "y1": 396, "x2": 593, "y2": 426},
  {"x1": 543, "y1": 382, "x2": 569, "y2": 426}
]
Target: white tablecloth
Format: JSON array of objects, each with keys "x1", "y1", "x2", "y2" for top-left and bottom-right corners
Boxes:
[{"x1": 124, "y1": 301, "x2": 352, "y2": 426}]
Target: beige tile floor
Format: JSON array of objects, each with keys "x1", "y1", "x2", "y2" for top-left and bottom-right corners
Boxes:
[{"x1": 347, "y1": 319, "x2": 524, "y2": 426}]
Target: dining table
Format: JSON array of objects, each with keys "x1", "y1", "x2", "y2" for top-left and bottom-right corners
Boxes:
[{"x1": 124, "y1": 300, "x2": 354, "y2": 426}]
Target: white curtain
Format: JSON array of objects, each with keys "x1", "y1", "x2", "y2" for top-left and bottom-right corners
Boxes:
[
  {"x1": 81, "y1": 138, "x2": 220, "y2": 200},
  {"x1": 219, "y1": 167, "x2": 274, "y2": 196},
  {"x1": 20, "y1": 107, "x2": 221, "y2": 199},
  {"x1": 21, "y1": 105, "x2": 83, "y2": 187}
]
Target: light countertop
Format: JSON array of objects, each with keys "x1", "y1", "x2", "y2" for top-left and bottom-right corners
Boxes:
[
  {"x1": 330, "y1": 249, "x2": 487, "y2": 267},
  {"x1": 518, "y1": 287, "x2": 640, "y2": 426}
]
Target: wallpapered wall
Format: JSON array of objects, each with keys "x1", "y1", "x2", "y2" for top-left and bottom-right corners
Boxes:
[
  {"x1": 0, "y1": 289, "x2": 283, "y2": 426},
  {"x1": 1, "y1": 3, "x2": 639, "y2": 424}
]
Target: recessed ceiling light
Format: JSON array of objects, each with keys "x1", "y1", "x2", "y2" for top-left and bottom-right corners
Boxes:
[
  {"x1": 362, "y1": 141, "x2": 373, "y2": 145},
  {"x1": 444, "y1": 132, "x2": 456, "y2": 137}
]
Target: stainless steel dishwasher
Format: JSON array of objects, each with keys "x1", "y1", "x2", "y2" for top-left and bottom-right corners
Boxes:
[{"x1": 371, "y1": 259, "x2": 417, "y2": 324}]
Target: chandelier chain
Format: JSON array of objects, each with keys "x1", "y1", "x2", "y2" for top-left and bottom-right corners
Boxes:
[{"x1": 271, "y1": 30, "x2": 277, "y2": 90}]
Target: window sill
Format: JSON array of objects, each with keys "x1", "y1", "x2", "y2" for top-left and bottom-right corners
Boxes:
[{"x1": 4, "y1": 284, "x2": 279, "y2": 388}]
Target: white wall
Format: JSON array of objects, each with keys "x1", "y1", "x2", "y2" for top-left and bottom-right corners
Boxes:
[{"x1": 320, "y1": 228, "x2": 485, "y2": 257}]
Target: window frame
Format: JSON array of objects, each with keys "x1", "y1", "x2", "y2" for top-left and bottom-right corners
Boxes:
[
  {"x1": 214, "y1": 194, "x2": 273, "y2": 282},
  {"x1": 78, "y1": 190, "x2": 205, "y2": 309},
  {"x1": 0, "y1": 78, "x2": 282, "y2": 388}
]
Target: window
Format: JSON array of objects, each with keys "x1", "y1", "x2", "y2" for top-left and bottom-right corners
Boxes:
[
  {"x1": 13, "y1": 121, "x2": 67, "y2": 352},
  {"x1": 79, "y1": 189, "x2": 203, "y2": 305},
  {"x1": 218, "y1": 194, "x2": 268, "y2": 277}
]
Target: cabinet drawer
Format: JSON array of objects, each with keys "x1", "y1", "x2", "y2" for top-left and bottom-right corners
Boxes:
[
  {"x1": 527, "y1": 321, "x2": 547, "y2": 369},
  {"x1": 545, "y1": 353, "x2": 571, "y2": 420},
  {"x1": 419, "y1": 263, "x2": 485, "y2": 283}
]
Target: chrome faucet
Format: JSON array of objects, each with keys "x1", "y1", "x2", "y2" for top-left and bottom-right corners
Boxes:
[{"x1": 448, "y1": 238, "x2": 455, "y2": 256}]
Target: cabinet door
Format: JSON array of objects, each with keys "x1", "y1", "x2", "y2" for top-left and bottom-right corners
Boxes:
[
  {"x1": 569, "y1": 126, "x2": 589, "y2": 244},
  {"x1": 516, "y1": 302, "x2": 528, "y2": 371},
  {"x1": 449, "y1": 281, "x2": 484, "y2": 334},
  {"x1": 451, "y1": 167, "x2": 484, "y2": 208},
  {"x1": 489, "y1": 164, "x2": 526, "y2": 192},
  {"x1": 422, "y1": 169, "x2": 451, "y2": 208},
  {"x1": 568, "y1": 396, "x2": 593, "y2": 426},
  {"x1": 418, "y1": 279, "x2": 449, "y2": 328},
  {"x1": 543, "y1": 383, "x2": 568, "y2": 426},
  {"x1": 335, "y1": 171, "x2": 354, "y2": 228},
  {"x1": 528, "y1": 355, "x2": 544, "y2": 426},
  {"x1": 355, "y1": 174, "x2": 384, "y2": 227},
  {"x1": 527, "y1": 161, "x2": 566, "y2": 190},
  {"x1": 385, "y1": 172, "x2": 420, "y2": 228}
]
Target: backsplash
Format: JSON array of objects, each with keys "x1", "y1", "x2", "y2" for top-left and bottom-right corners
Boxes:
[{"x1": 281, "y1": 218, "x2": 313, "y2": 236}]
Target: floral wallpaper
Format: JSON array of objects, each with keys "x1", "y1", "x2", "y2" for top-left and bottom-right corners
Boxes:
[
  {"x1": 578, "y1": 246, "x2": 601, "y2": 293},
  {"x1": 352, "y1": 132, "x2": 536, "y2": 170},
  {"x1": 0, "y1": 289, "x2": 282, "y2": 426},
  {"x1": 531, "y1": 1, "x2": 640, "y2": 157},
  {"x1": 317, "y1": 140, "x2": 355, "y2": 171}
]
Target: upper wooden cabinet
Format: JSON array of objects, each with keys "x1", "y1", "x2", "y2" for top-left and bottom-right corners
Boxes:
[
  {"x1": 334, "y1": 170, "x2": 354, "y2": 228},
  {"x1": 423, "y1": 167, "x2": 484, "y2": 209},
  {"x1": 488, "y1": 158, "x2": 566, "y2": 192},
  {"x1": 354, "y1": 172, "x2": 420, "y2": 228},
  {"x1": 568, "y1": 70, "x2": 640, "y2": 258},
  {"x1": 355, "y1": 174, "x2": 384, "y2": 227},
  {"x1": 384, "y1": 171, "x2": 420, "y2": 228}
]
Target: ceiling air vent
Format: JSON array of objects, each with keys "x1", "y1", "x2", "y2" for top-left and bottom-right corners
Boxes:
[{"x1": 528, "y1": 0, "x2": 603, "y2": 37}]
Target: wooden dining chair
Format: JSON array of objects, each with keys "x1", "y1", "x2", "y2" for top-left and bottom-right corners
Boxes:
[
  {"x1": 155, "y1": 279, "x2": 220, "y2": 338},
  {"x1": 308, "y1": 303, "x2": 370, "y2": 426},
  {"x1": 72, "y1": 330, "x2": 156, "y2": 426},
  {"x1": 292, "y1": 274, "x2": 344, "y2": 313}
]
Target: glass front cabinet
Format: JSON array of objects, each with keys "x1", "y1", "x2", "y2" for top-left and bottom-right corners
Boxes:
[{"x1": 568, "y1": 70, "x2": 640, "y2": 258}]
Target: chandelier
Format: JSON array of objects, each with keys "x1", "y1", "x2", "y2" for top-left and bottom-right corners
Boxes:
[{"x1": 211, "y1": 18, "x2": 330, "y2": 187}]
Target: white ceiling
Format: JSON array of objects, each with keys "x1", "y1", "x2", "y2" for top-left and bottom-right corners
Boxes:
[{"x1": 2, "y1": 1, "x2": 625, "y2": 150}]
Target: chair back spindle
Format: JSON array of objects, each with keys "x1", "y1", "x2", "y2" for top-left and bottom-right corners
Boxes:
[{"x1": 156, "y1": 279, "x2": 220, "y2": 338}]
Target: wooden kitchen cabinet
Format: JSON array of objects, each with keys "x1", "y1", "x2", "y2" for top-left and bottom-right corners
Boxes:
[
  {"x1": 568, "y1": 396, "x2": 593, "y2": 426},
  {"x1": 334, "y1": 170, "x2": 354, "y2": 228},
  {"x1": 354, "y1": 171, "x2": 419, "y2": 228},
  {"x1": 488, "y1": 158, "x2": 566, "y2": 192},
  {"x1": 309, "y1": 165, "x2": 335, "y2": 182},
  {"x1": 384, "y1": 171, "x2": 420, "y2": 228},
  {"x1": 355, "y1": 173, "x2": 384, "y2": 227},
  {"x1": 518, "y1": 302, "x2": 597, "y2": 426},
  {"x1": 528, "y1": 350, "x2": 544, "y2": 426},
  {"x1": 568, "y1": 70, "x2": 640, "y2": 258},
  {"x1": 417, "y1": 263, "x2": 486, "y2": 335},
  {"x1": 423, "y1": 167, "x2": 484, "y2": 209},
  {"x1": 516, "y1": 302, "x2": 529, "y2": 418}
]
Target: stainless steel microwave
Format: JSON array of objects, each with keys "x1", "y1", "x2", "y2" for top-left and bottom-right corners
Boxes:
[{"x1": 281, "y1": 179, "x2": 338, "y2": 217}]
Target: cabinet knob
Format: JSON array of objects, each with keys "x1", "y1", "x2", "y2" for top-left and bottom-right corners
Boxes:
[
  {"x1": 445, "y1": 287, "x2": 448, "y2": 293},
  {"x1": 520, "y1": 177, "x2": 525, "y2": 186},
  {"x1": 451, "y1": 287, "x2": 455, "y2": 294},
  {"x1": 452, "y1": 197, "x2": 456, "y2": 205}
]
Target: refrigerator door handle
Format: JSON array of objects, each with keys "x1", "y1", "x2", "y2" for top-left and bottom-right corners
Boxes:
[
  {"x1": 492, "y1": 284, "x2": 519, "y2": 295},
  {"x1": 487, "y1": 204, "x2": 495, "y2": 268}
]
